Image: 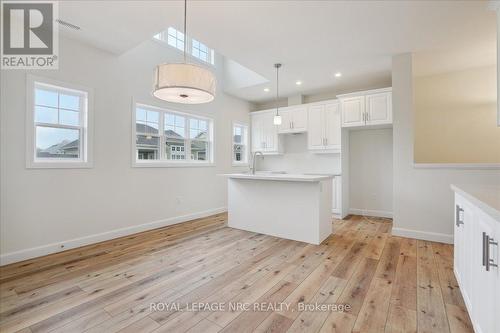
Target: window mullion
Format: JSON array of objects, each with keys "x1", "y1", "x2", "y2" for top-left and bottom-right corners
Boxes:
[
  {"x1": 159, "y1": 111, "x2": 165, "y2": 160},
  {"x1": 185, "y1": 117, "x2": 191, "y2": 161}
]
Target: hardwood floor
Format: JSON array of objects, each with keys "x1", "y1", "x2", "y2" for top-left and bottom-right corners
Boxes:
[{"x1": 0, "y1": 214, "x2": 473, "y2": 333}]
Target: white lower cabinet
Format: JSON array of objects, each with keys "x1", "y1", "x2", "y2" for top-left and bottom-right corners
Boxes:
[
  {"x1": 332, "y1": 176, "x2": 341, "y2": 214},
  {"x1": 454, "y1": 193, "x2": 499, "y2": 333}
]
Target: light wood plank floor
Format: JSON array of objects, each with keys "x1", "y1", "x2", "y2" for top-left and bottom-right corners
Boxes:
[{"x1": 0, "y1": 214, "x2": 473, "y2": 333}]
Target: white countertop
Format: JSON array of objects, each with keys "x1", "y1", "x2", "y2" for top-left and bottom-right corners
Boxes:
[
  {"x1": 221, "y1": 173, "x2": 334, "y2": 182},
  {"x1": 451, "y1": 184, "x2": 500, "y2": 221}
]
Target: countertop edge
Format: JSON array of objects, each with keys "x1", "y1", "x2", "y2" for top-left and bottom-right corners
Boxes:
[
  {"x1": 220, "y1": 174, "x2": 334, "y2": 182},
  {"x1": 451, "y1": 184, "x2": 500, "y2": 222}
]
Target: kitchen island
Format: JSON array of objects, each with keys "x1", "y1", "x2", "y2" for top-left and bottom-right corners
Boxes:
[{"x1": 222, "y1": 173, "x2": 333, "y2": 244}]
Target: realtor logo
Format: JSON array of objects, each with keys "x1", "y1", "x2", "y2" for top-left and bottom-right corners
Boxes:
[{"x1": 1, "y1": 1, "x2": 59, "y2": 69}]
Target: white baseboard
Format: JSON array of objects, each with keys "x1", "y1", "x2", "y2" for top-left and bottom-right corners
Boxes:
[
  {"x1": 0, "y1": 207, "x2": 227, "y2": 266},
  {"x1": 392, "y1": 227, "x2": 453, "y2": 244},
  {"x1": 348, "y1": 208, "x2": 393, "y2": 219}
]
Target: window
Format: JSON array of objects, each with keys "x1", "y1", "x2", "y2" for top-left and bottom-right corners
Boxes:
[
  {"x1": 232, "y1": 123, "x2": 248, "y2": 165},
  {"x1": 133, "y1": 104, "x2": 214, "y2": 166},
  {"x1": 192, "y1": 39, "x2": 208, "y2": 63},
  {"x1": 26, "y1": 75, "x2": 93, "y2": 168},
  {"x1": 136, "y1": 108, "x2": 160, "y2": 160},
  {"x1": 154, "y1": 27, "x2": 215, "y2": 65}
]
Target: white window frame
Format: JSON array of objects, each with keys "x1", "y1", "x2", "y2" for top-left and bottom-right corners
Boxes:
[
  {"x1": 26, "y1": 75, "x2": 94, "y2": 169},
  {"x1": 232, "y1": 122, "x2": 249, "y2": 166},
  {"x1": 153, "y1": 27, "x2": 215, "y2": 66},
  {"x1": 166, "y1": 27, "x2": 185, "y2": 51},
  {"x1": 132, "y1": 102, "x2": 215, "y2": 168}
]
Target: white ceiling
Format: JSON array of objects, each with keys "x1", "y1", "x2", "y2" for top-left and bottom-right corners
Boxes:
[{"x1": 59, "y1": 1, "x2": 496, "y2": 103}]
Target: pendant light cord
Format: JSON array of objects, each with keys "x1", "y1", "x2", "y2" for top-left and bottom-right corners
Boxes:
[
  {"x1": 183, "y1": 0, "x2": 187, "y2": 63},
  {"x1": 275, "y1": 64, "x2": 280, "y2": 116}
]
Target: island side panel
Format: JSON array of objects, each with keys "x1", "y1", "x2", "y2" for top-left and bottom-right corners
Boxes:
[
  {"x1": 318, "y1": 178, "x2": 333, "y2": 242},
  {"x1": 227, "y1": 178, "x2": 330, "y2": 244}
]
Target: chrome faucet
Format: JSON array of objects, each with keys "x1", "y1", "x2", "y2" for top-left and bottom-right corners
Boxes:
[{"x1": 251, "y1": 151, "x2": 264, "y2": 174}]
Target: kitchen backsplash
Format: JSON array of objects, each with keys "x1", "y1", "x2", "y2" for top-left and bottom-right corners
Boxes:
[{"x1": 256, "y1": 134, "x2": 341, "y2": 174}]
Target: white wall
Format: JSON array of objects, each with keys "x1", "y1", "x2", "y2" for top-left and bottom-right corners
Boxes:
[
  {"x1": 0, "y1": 36, "x2": 250, "y2": 264},
  {"x1": 349, "y1": 128, "x2": 393, "y2": 218},
  {"x1": 256, "y1": 134, "x2": 341, "y2": 174},
  {"x1": 392, "y1": 53, "x2": 500, "y2": 244}
]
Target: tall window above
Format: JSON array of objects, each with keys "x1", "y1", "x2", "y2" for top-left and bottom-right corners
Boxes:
[
  {"x1": 154, "y1": 27, "x2": 215, "y2": 65},
  {"x1": 26, "y1": 76, "x2": 93, "y2": 168},
  {"x1": 133, "y1": 104, "x2": 214, "y2": 166},
  {"x1": 166, "y1": 27, "x2": 185, "y2": 51},
  {"x1": 232, "y1": 123, "x2": 248, "y2": 165}
]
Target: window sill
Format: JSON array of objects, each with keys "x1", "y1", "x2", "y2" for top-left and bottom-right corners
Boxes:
[
  {"x1": 26, "y1": 161, "x2": 93, "y2": 169},
  {"x1": 133, "y1": 161, "x2": 216, "y2": 168}
]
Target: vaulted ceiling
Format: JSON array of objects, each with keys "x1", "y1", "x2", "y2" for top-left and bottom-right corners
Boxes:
[{"x1": 58, "y1": 1, "x2": 496, "y2": 103}]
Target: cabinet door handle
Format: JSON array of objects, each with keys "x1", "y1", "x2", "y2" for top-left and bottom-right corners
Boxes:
[
  {"x1": 455, "y1": 205, "x2": 464, "y2": 226},
  {"x1": 485, "y1": 234, "x2": 498, "y2": 271},
  {"x1": 483, "y1": 232, "x2": 487, "y2": 267}
]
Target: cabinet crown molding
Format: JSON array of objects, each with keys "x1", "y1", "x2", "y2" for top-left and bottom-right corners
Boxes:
[{"x1": 336, "y1": 87, "x2": 392, "y2": 99}]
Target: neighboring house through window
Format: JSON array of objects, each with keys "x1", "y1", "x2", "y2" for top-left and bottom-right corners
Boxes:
[
  {"x1": 232, "y1": 123, "x2": 248, "y2": 165},
  {"x1": 134, "y1": 103, "x2": 214, "y2": 166},
  {"x1": 26, "y1": 75, "x2": 93, "y2": 168}
]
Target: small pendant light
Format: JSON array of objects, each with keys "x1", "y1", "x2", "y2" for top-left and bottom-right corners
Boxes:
[
  {"x1": 153, "y1": 0, "x2": 216, "y2": 104},
  {"x1": 273, "y1": 63, "x2": 282, "y2": 125}
]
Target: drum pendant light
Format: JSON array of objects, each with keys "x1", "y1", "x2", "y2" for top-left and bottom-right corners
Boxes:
[
  {"x1": 153, "y1": 0, "x2": 216, "y2": 104},
  {"x1": 273, "y1": 63, "x2": 282, "y2": 125}
]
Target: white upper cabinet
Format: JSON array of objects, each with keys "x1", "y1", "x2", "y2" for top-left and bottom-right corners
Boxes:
[
  {"x1": 308, "y1": 105, "x2": 325, "y2": 150},
  {"x1": 251, "y1": 111, "x2": 283, "y2": 154},
  {"x1": 251, "y1": 112, "x2": 264, "y2": 151},
  {"x1": 277, "y1": 106, "x2": 308, "y2": 133},
  {"x1": 366, "y1": 92, "x2": 392, "y2": 125},
  {"x1": 339, "y1": 88, "x2": 392, "y2": 128},
  {"x1": 324, "y1": 103, "x2": 341, "y2": 149},
  {"x1": 307, "y1": 102, "x2": 341, "y2": 152},
  {"x1": 340, "y1": 96, "x2": 365, "y2": 127}
]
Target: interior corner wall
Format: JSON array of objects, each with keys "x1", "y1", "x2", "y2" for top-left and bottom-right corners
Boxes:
[
  {"x1": 348, "y1": 128, "x2": 393, "y2": 218},
  {"x1": 0, "y1": 36, "x2": 251, "y2": 264},
  {"x1": 392, "y1": 53, "x2": 500, "y2": 244}
]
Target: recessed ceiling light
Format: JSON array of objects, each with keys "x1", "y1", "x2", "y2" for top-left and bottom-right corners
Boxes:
[
  {"x1": 264, "y1": 88, "x2": 270, "y2": 92},
  {"x1": 335, "y1": 72, "x2": 342, "y2": 78},
  {"x1": 295, "y1": 80, "x2": 302, "y2": 86}
]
